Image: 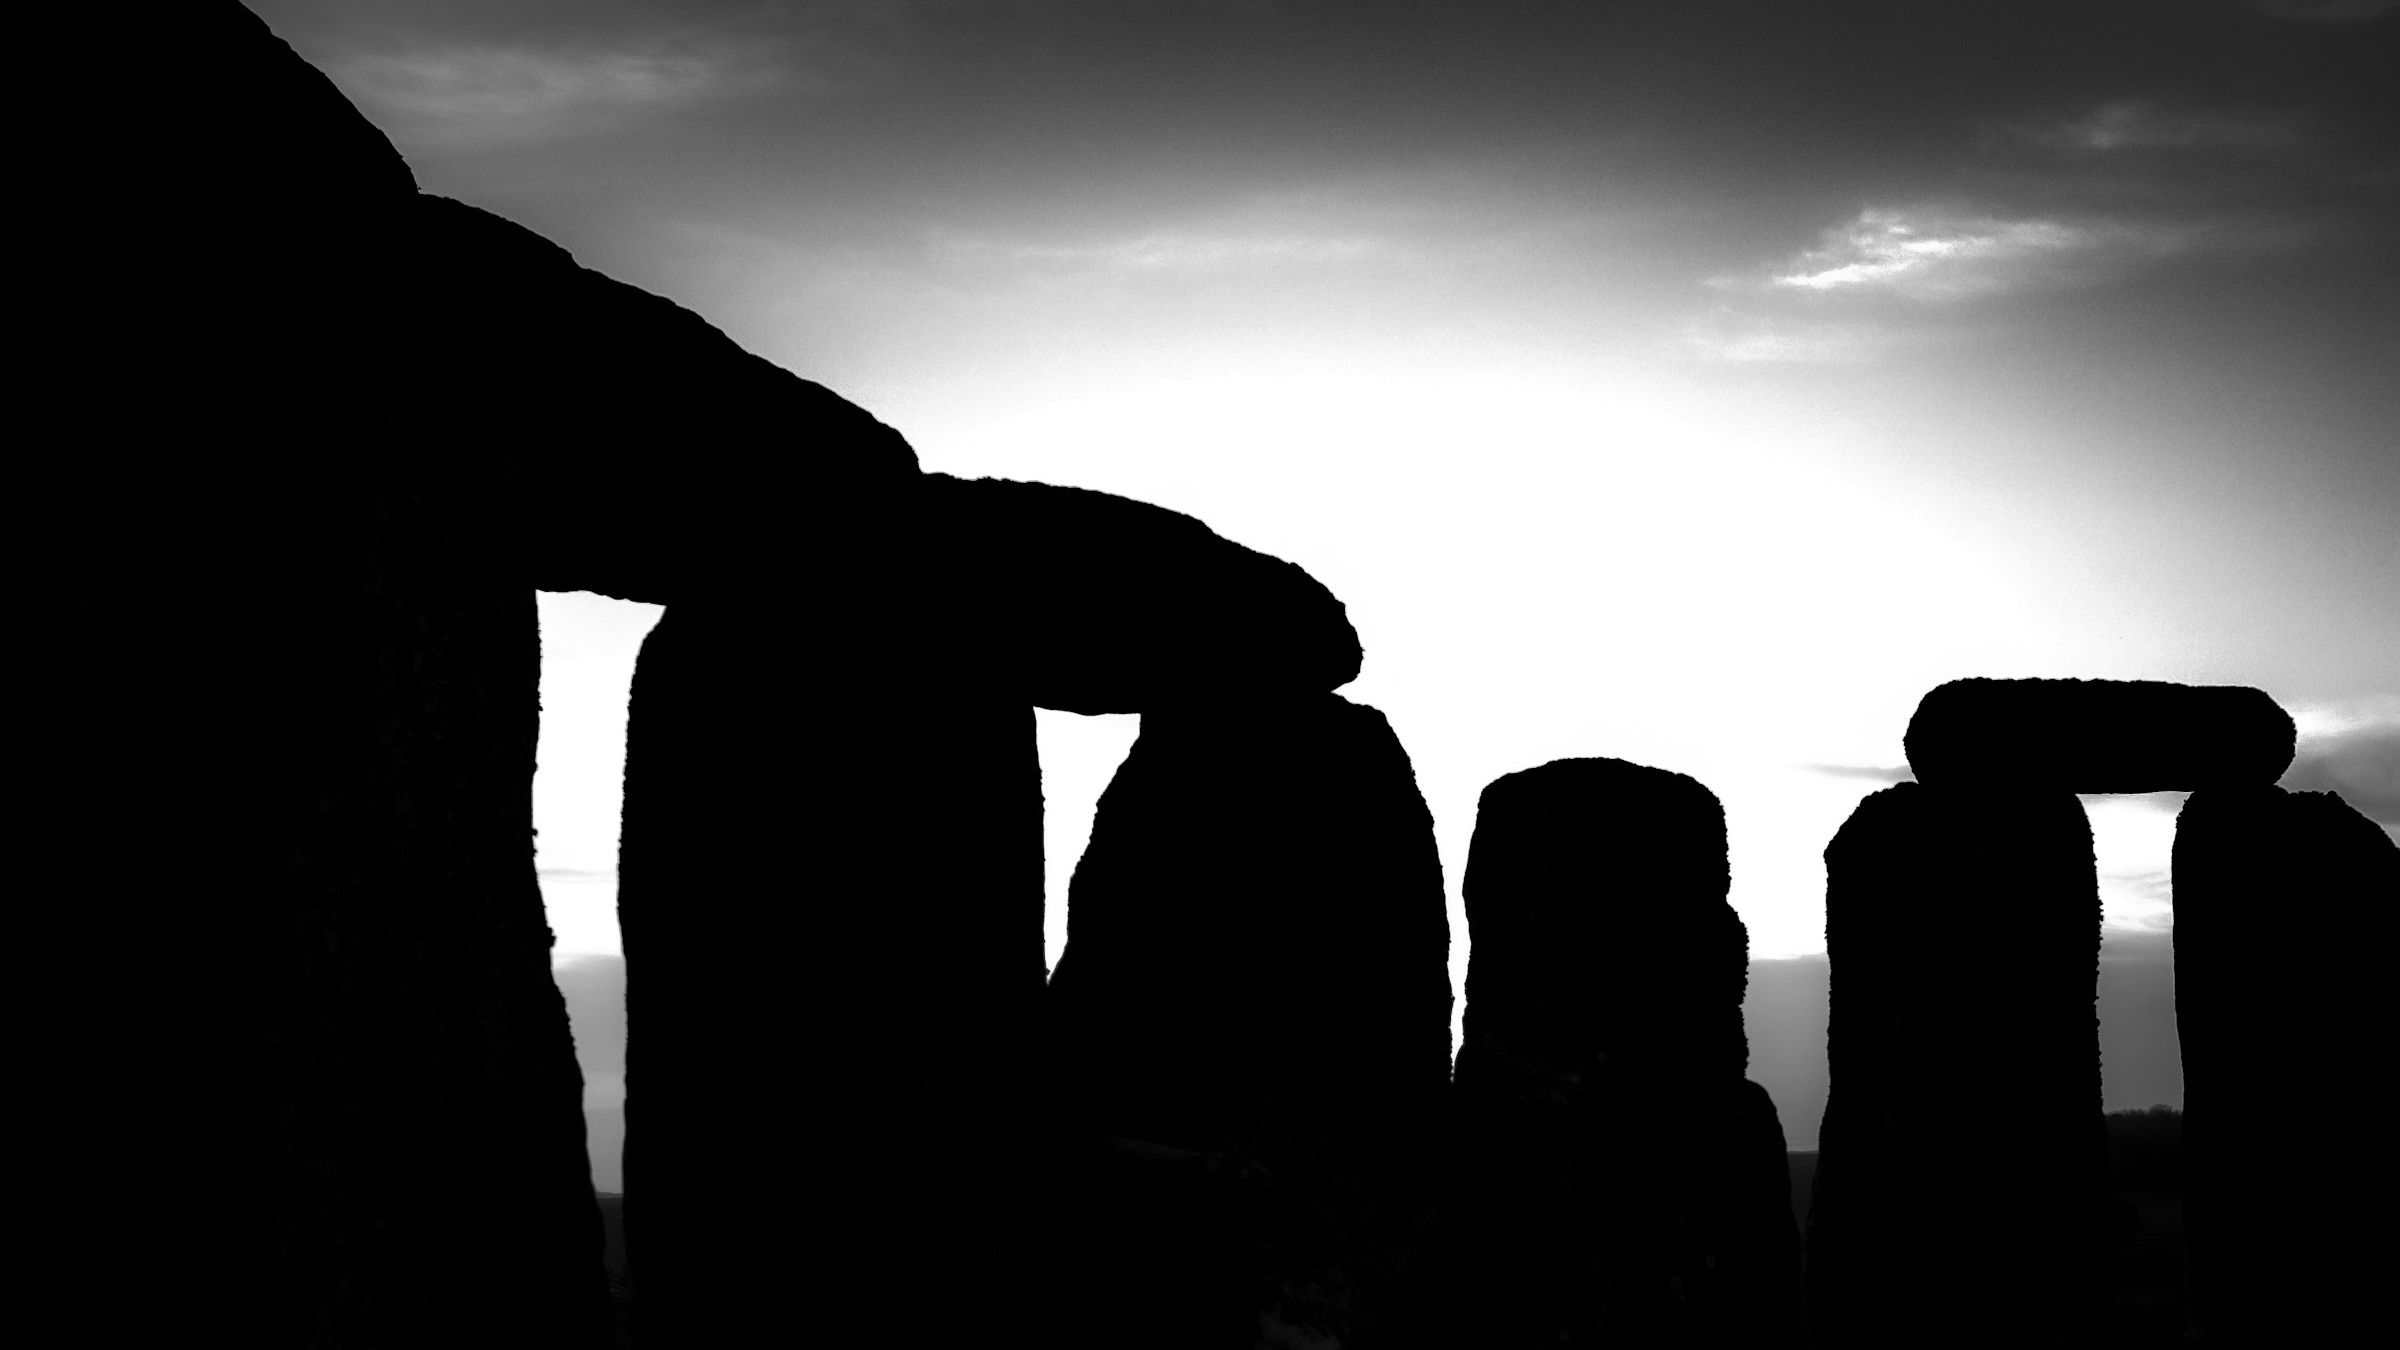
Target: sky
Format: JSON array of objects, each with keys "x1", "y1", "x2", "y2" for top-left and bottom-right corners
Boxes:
[{"x1": 246, "y1": 0, "x2": 2398, "y2": 1170}]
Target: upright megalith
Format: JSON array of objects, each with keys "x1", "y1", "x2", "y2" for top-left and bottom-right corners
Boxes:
[
  {"x1": 1044, "y1": 693, "x2": 1452, "y2": 1349},
  {"x1": 618, "y1": 583, "x2": 1048, "y2": 1349},
  {"x1": 1904, "y1": 678, "x2": 2296, "y2": 792},
  {"x1": 1446, "y1": 758, "x2": 1802, "y2": 1348},
  {"x1": 2171, "y1": 785, "x2": 2397, "y2": 1347},
  {"x1": 41, "y1": 3, "x2": 614, "y2": 1344},
  {"x1": 1808, "y1": 782, "x2": 2108, "y2": 1349}
]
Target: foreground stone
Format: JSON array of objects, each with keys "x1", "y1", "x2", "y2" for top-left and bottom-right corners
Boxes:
[
  {"x1": 1808, "y1": 783, "x2": 2109, "y2": 1349},
  {"x1": 1902, "y1": 678, "x2": 2295, "y2": 792},
  {"x1": 619, "y1": 600, "x2": 1047, "y2": 1349},
  {"x1": 43, "y1": 4, "x2": 617, "y2": 1343},
  {"x1": 2172, "y1": 785, "x2": 2397, "y2": 1348}
]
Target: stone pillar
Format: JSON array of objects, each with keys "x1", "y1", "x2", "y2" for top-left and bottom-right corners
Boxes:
[
  {"x1": 1807, "y1": 782, "x2": 2108, "y2": 1349},
  {"x1": 618, "y1": 598, "x2": 1047, "y2": 1348},
  {"x1": 2172, "y1": 785, "x2": 2397, "y2": 1347},
  {"x1": 1042, "y1": 693, "x2": 1453, "y2": 1349},
  {"x1": 1446, "y1": 758, "x2": 1802, "y2": 1348}
]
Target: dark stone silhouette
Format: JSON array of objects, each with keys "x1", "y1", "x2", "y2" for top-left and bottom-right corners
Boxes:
[
  {"x1": 47, "y1": 6, "x2": 2384, "y2": 1348},
  {"x1": 1446, "y1": 758, "x2": 1803, "y2": 1348},
  {"x1": 1904, "y1": 679, "x2": 2296, "y2": 792},
  {"x1": 1808, "y1": 783, "x2": 2110, "y2": 1348},
  {"x1": 618, "y1": 596, "x2": 1046, "y2": 1347},
  {"x1": 2171, "y1": 786, "x2": 2397, "y2": 1348},
  {"x1": 919, "y1": 473, "x2": 1361, "y2": 712},
  {"x1": 1044, "y1": 693, "x2": 1452, "y2": 1348},
  {"x1": 41, "y1": 3, "x2": 614, "y2": 1343}
]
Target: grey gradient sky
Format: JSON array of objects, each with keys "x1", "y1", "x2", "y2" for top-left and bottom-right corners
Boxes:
[{"x1": 246, "y1": 0, "x2": 2399, "y2": 1159}]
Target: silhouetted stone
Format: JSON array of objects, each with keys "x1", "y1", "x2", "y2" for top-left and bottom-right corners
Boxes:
[
  {"x1": 401, "y1": 194, "x2": 920, "y2": 605},
  {"x1": 1903, "y1": 678, "x2": 2295, "y2": 791},
  {"x1": 1808, "y1": 782, "x2": 2109, "y2": 1349},
  {"x1": 2172, "y1": 785, "x2": 2397, "y2": 1348},
  {"x1": 41, "y1": 3, "x2": 613, "y2": 1344},
  {"x1": 1459, "y1": 759, "x2": 1748, "y2": 1081},
  {"x1": 1445, "y1": 758, "x2": 1802, "y2": 1348},
  {"x1": 1044, "y1": 693, "x2": 1451, "y2": 1349},
  {"x1": 619, "y1": 594, "x2": 1047, "y2": 1348},
  {"x1": 919, "y1": 473, "x2": 1362, "y2": 712}
]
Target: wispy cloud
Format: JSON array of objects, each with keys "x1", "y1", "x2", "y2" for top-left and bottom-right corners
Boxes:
[
  {"x1": 2011, "y1": 100, "x2": 2311, "y2": 154},
  {"x1": 1677, "y1": 309, "x2": 1922, "y2": 365},
  {"x1": 1765, "y1": 206, "x2": 2222, "y2": 300},
  {"x1": 2282, "y1": 718, "x2": 2400, "y2": 823},
  {"x1": 335, "y1": 40, "x2": 799, "y2": 146},
  {"x1": 1797, "y1": 763, "x2": 1916, "y2": 782},
  {"x1": 1708, "y1": 197, "x2": 2325, "y2": 312},
  {"x1": 933, "y1": 227, "x2": 1387, "y2": 275}
]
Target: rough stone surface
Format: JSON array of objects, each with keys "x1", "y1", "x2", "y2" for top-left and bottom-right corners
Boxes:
[
  {"x1": 917, "y1": 473, "x2": 1362, "y2": 712},
  {"x1": 1043, "y1": 693, "x2": 1452, "y2": 1349},
  {"x1": 1903, "y1": 678, "x2": 2295, "y2": 792},
  {"x1": 2172, "y1": 785, "x2": 2397, "y2": 1347},
  {"x1": 1445, "y1": 758, "x2": 1801, "y2": 1348},
  {"x1": 1807, "y1": 782, "x2": 2110, "y2": 1349}
]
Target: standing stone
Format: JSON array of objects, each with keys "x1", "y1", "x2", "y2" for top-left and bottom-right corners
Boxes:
[
  {"x1": 1043, "y1": 693, "x2": 1452, "y2": 1349},
  {"x1": 2172, "y1": 785, "x2": 2397, "y2": 1348},
  {"x1": 1446, "y1": 758, "x2": 1802, "y2": 1348},
  {"x1": 1808, "y1": 783, "x2": 2109, "y2": 1349},
  {"x1": 618, "y1": 586, "x2": 1047, "y2": 1348},
  {"x1": 40, "y1": 3, "x2": 611, "y2": 1344}
]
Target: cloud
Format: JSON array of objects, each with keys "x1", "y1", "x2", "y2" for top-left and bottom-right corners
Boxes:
[
  {"x1": 2013, "y1": 100, "x2": 2311, "y2": 154},
  {"x1": 1798, "y1": 763, "x2": 1916, "y2": 782},
  {"x1": 1677, "y1": 308, "x2": 1922, "y2": 365},
  {"x1": 538, "y1": 866, "x2": 610, "y2": 880},
  {"x1": 2281, "y1": 722, "x2": 2400, "y2": 823},
  {"x1": 334, "y1": 40, "x2": 796, "y2": 146},
  {"x1": 1741, "y1": 201, "x2": 2324, "y2": 304},
  {"x1": 1767, "y1": 206, "x2": 2211, "y2": 300},
  {"x1": 932, "y1": 226, "x2": 1387, "y2": 276}
]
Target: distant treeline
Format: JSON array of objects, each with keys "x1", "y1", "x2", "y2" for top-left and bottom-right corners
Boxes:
[{"x1": 2107, "y1": 1105, "x2": 2182, "y2": 1193}]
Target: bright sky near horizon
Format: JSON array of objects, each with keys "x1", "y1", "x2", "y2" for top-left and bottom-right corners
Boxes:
[{"x1": 249, "y1": 1, "x2": 2398, "y2": 1163}]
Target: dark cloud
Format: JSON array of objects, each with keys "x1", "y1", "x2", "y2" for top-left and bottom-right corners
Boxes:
[
  {"x1": 537, "y1": 866, "x2": 609, "y2": 879},
  {"x1": 2282, "y1": 724, "x2": 2400, "y2": 822}
]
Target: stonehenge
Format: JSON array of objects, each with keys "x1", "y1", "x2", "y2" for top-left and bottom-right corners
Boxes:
[
  {"x1": 41, "y1": 5, "x2": 2393, "y2": 1347},
  {"x1": 1447, "y1": 759, "x2": 1803, "y2": 1348}
]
